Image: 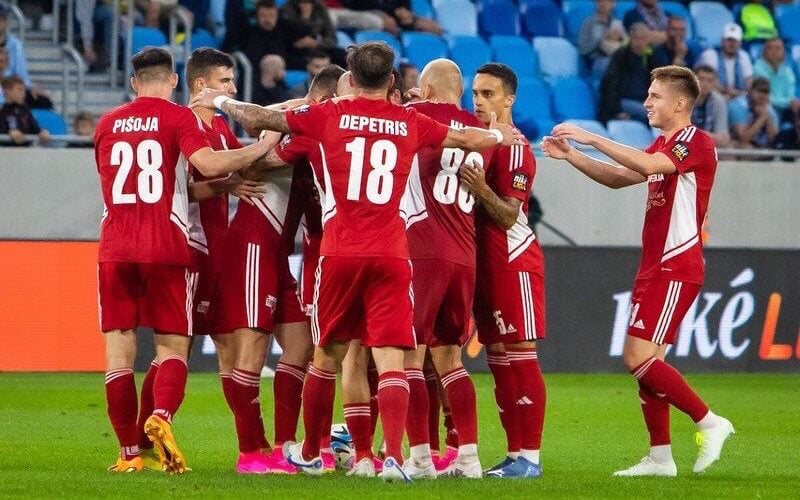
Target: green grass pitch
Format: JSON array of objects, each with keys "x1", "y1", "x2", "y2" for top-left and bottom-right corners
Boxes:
[{"x1": 1, "y1": 373, "x2": 797, "y2": 498}]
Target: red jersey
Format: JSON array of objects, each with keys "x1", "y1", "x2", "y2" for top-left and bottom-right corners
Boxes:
[
  {"x1": 403, "y1": 102, "x2": 486, "y2": 267},
  {"x1": 476, "y1": 139, "x2": 544, "y2": 274},
  {"x1": 275, "y1": 134, "x2": 324, "y2": 254},
  {"x1": 95, "y1": 96, "x2": 209, "y2": 265},
  {"x1": 640, "y1": 125, "x2": 717, "y2": 284},
  {"x1": 285, "y1": 97, "x2": 450, "y2": 258},
  {"x1": 187, "y1": 113, "x2": 241, "y2": 261}
]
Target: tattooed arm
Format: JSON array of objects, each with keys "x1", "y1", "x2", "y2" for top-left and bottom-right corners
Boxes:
[
  {"x1": 191, "y1": 88, "x2": 292, "y2": 134},
  {"x1": 459, "y1": 164, "x2": 519, "y2": 229}
]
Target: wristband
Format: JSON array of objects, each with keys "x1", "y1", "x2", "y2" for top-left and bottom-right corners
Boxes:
[
  {"x1": 212, "y1": 95, "x2": 232, "y2": 110},
  {"x1": 489, "y1": 128, "x2": 503, "y2": 144}
]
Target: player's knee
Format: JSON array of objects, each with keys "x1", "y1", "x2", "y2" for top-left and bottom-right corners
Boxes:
[{"x1": 622, "y1": 346, "x2": 645, "y2": 372}]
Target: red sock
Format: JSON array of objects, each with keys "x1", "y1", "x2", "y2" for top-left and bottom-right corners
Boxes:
[
  {"x1": 152, "y1": 356, "x2": 188, "y2": 423},
  {"x1": 377, "y1": 371, "x2": 410, "y2": 463},
  {"x1": 367, "y1": 365, "x2": 379, "y2": 442},
  {"x1": 105, "y1": 369, "x2": 139, "y2": 459},
  {"x1": 319, "y1": 403, "x2": 333, "y2": 451},
  {"x1": 220, "y1": 373, "x2": 236, "y2": 413},
  {"x1": 343, "y1": 403, "x2": 373, "y2": 462},
  {"x1": 638, "y1": 381, "x2": 671, "y2": 446},
  {"x1": 441, "y1": 367, "x2": 478, "y2": 446},
  {"x1": 443, "y1": 405, "x2": 459, "y2": 449},
  {"x1": 232, "y1": 368, "x2": 267, "y2": 453},
  {"x1": 425, "y1": 371, "x2": 441, "y2": 452},
  {"x1": 634, "y1": 358, "x2": 709, "y2": 422},
  {"x1": 137, "y1": 360, "x2": 159, "y2": 449},
  {"x1": 405, "y1": 368, "x2": 429, "y2": 447},
  {"x1": 507, "y1": 348, "x2": 546, "y2": 451},
  {"x1": 274, "y1": 361, "x2": 306, "y2": 447},
  {"x1": 487, "y1": 352, "x2": 521, "y2": 453},
  {"x1": 301, "y1": 365, "x2": 336, "y2": 460}
]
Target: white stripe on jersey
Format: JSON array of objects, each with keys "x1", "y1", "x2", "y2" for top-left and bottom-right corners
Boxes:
[
  {"x1": 318, "y1": 144, "x2": 337, "y2": 227},
  {"x1": 662, "y1": 172, "x2": 698, "y2": 262},
  {"x1": 402, "y1": 155, "x2": 427, "y2": 229}
]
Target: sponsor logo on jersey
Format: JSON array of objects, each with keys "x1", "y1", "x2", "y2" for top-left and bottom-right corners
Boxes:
[
  {"x1": 512, "y1": 173, "x2": 529, "y2": 191},
  {"x1": 671, "y1": 142, "x2": 690, "y2": 161},
  {"x1": 292, "y1": 105, "x2": 311, "y2": 115},
  {"x1": 647, "y1": 173, "x2": 665, "y2": 183},
  {"x1": 646, "y1": 191, "x2": 666, "y2": 211},
  {"x1": 265, "y1": 295, "x2": 277, "y2": 311}
]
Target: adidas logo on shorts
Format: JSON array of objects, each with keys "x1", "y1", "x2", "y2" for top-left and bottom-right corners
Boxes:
[
  {"x1": 506, "y1": 324, "x2": 517, "y2": 334},
  {"x1": 633, "y1": 319, "x2": 645, "y2": 329}
]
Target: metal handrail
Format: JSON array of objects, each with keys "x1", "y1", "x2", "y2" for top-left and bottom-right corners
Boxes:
[
  {"x1": 61, "y1": 43, "x2": 86, "y2": 117},
  {"x1": 124, "y1": 0, "x2": 134, "y2": 94},
  {"x1": 110, "y1": 0, "x2": 120, "y2": 88},
  {"x1": 169, "y1": 8, "x2": 193, "y2": 102},
  {"x1": 2, "y1": 1, "x2": 26, "y2": 41},
  {"x1": 65, "y1": 0, "x2": 75, "y2": 48},
  {"x1": 52, "y1": 0, "x2": 61, "y2": 44},
  {"x1": 232, "y1": 51, "x2": 253, "y2": 104}
]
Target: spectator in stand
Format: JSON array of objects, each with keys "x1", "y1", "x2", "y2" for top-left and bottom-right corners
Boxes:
[
  {"x1": 729, "y1": 77, "x2": 779, "y2": 148},
  {"x1": 622, "y1": 0, "x2": 667, "y2": 46},
  {"x1": 652, "y1": 16, "x2": 695, "y2": 69},
  {"x1": 693, "y1": 65, "x2": 731, "y2": 147},
  {"x1": 0, "y1": 76, "x2": 51, "y2": 146},
  {"x1": 399, "y1": 62, "x2": 419, "y2": 92},
  {"x1": 0, "y1": 48, "x2": 52, "y2": 109},
  {"x1": 697, "y1": 23, "x2": 753, "y2": 100},
  {"x1": 323, "y1": 0, "x2": 384, "y2": 33},
  {"x1": 378, "y1": 0, "x2": 443, "y2": 35},
  {"x1": 222, "y1": 0, "x2": 259, "y2": 52},
  {"x1": 237, "y1": 0, "x2": 310, "y2": 70},
  {"x1": 281, "y1": 0, "x2": 347, "y2": 66},
  {"x1": 753, "y1": 37, "x2": 799, "y2": 122},
  {"x1": 179, "y1": 0, "x2": 212, "y2": 30},
  {"x1": 578, "y1": 0, "x2": 627, "y2": 78},
  {"x1": 738, "y1": 0, "x2": 778, "y2": 44},
  {"x1": 0, "y1": 7, "x2": 33, "y2": 91},
  {"x1": 289, "y1": 49, "x2": 330, "y2": 97},
  {"x1": 251, "y1": 53, "x2": 291, "y2": 106},
  {"x1": 67, "y1": 111, "x2": 96, "y2": 148},
  {"x1": 598, "y1": 23, "x2": 656, "y2": 124},
  {"x1": 138, "y1": 0, "x2": 194, "y2": 29},
  {"x1": 772, "y1": 108, "x2": 800, "y2": 151}
]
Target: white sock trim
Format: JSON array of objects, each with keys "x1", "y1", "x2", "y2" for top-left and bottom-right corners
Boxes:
[
  {"x1": 649, "y1": 444, "x2": 673, "y2": 464},
  {"x1": 458, "y1": 443, "x2": 478, "y2": 457},
  {"x1": 520, "y1": 449, "x2": 540, "y2": 464},
  {"x1": 697, "y1": 410, "x2": 720, "y2": 430},
  {"x1": 410, "y1": 444, "x2": 432, "y2": 459}
]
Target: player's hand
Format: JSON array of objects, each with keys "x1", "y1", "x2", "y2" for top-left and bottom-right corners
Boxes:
[
  {"x1": 404, "y1": 87, "x2": 422, "y2": 102},
  {"x1": 9, "y1": 129, "x2": 25, "y2": 144},
  {"x1": 226, "y1": 174, "x2": 266, "y2": 204},
  {"x1": 490, "y1": 112, "x2": 525, "y2": 146},
  {"x1": 541, "y1": 136, "x2": 571, "y2": 160},
  {"x1": 551, "y1": 123, "x2": 594, "y2": 146},
  {"x1": 459, "y1": 162, "x2": 489, "y2": 199},
  {"x1": 190, "y1": 88, "x2": 227, "y2": 109},
  {"x1": 259, "y1": 129, "x2": 283, "y2": 149}
]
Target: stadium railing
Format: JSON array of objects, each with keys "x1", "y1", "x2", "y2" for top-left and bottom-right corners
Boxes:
[
  {"x1": 2, "y1": 1, "x2": 26, "y2": 41},
  {"x1": 60, "y1": 43, "x2": 86, "y2": 117}
]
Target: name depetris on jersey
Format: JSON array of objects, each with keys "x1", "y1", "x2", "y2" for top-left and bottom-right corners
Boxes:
[
  {"x1": 112, "y1": 116, "x2": 159, "y2": 133},
  {"x1": 339, "y1": 114, "x2": 408, "y2": 136}
]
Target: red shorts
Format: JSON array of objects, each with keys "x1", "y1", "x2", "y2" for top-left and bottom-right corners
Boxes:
[
  {"x1": 191, "y1": 254, "x2": 219, "y2": 335},
  {"x1": 98, "y1": 262, "x2": 194, "y2": 335},
  {"x1": 311, "y1": 256, "x2": 415, "y2": 349},
  {"x1": 299, "y1": 238, "x2": 321, "y2": 316},
  {"x1": 213, "y1": 236, "x2": 305, "y2": 334},
  {"x1": 627, "y1": 277, "x2": 701, "y2": 345},
  {"x1": 412, "y1": 259, "x2": 475, "y2": 347},
  {"x1": 475, "y1": 268, "x2": 546, "y2": 345}
]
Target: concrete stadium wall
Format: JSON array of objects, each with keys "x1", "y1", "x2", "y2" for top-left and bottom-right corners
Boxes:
[{"x1": 1, "y1": 147, "x2": 798, "y2": 248}]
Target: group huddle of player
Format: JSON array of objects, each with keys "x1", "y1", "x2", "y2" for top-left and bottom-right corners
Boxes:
[{"x1": 95, "y1": 41, "x2": 734, "y2": 482}]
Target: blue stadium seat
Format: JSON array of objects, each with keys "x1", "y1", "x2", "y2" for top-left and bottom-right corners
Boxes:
[
  {"x1": 613, "y1": 0, "x2": 636, "y2": 20},
  {"x1": 448, "y1": 35, "x2": 491, "y2": 76},
  {"x1": 131, "y1": 27, "x2": 168, "y2": 54},
  {"x1": 776, "y1": 5, "x2": 800, "y2": 44},
  {"x1": 490, "y1": 35, "x2": 539, "y2": 78},
  {"x1": 31, "y1": 109, "x2": 67, "y2": 135},
  {"x1": 562, "y1": 1, "x2": 596, "y2": 44},
  {"x1": 354, "y1": 31, "x2": 404, "y2": 62},
  {"x1": 462, "y1": 75, "x2": 474, "y2": 111},
  {"x1": 435, "y1": 0, "x2": 478, "y2": 36},
  {"x1": 402, "y1": 32, "x2": 448, "y2": 69},
  {"x1": 478, "y1": 0, "x2": 521, "y2": 37},
  {"x1": 190, "y1": 29, "x2": 219, "y2": 49},
  {"x1": 533, "y1": 37, "x2": 578, "y2": 79},
  {"x1": 564, "y1": 119, "x2": 609, "y2": 139},
  {"x1": 411, "y1": 0, "x2": 434, "y2": 18},
  {"x1": 551, "y1": 76, "x2": 595, "y2": 120},
  {"x1": 748, "y1": 41, "x2": 764, "y2": 62},
  {"x1": 690, "y1": 2, "x2": 735, "y2": 48},
  {"x1": 513, "y1": 78, "x2": 552, "y2": 138},
  {"x1": 607, "y1": 120, "x2": 654, "y2": 149},
  {"x1": 336, "y1": 30, "x2": 354, "y2": 48},
  {"x1": 522, "y1": 1, "x2": 563, "y2": 38},
  {"x1": 285, "y1": 70, "x2": 308, "y2": 88}
]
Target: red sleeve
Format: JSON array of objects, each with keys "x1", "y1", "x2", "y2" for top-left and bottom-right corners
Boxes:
[
  {"x1": 413, "y1": 109, "x2": 450, "y2": 149},
  {"x1": 175, "y1": 107, "x2": 211, "y2": 158},
  {"x1": 659, "y1": 133, "x2": 716, "y2": 174},
  {"x1": 275, "y1": 134, "x2": 315, "y2": 165},
  {"x1": 284, "y1": 101, "x2": 332, "y2": 139},
  {"x1": 492, "y1": 144, "x2": 534, "y2": 202}
]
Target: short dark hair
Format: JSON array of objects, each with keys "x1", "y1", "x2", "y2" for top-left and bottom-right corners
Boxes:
[
  {"x1": 651, "y1": 65, "x2": 700, "y2": 104},
  {"x1": 476, "y1": 63, "x2": 517, "y2": 94},
  {"x1": 751, "y1": 76, "x2": 770, "y2": 93},
  {"x1": 389, "y1": 68, "x2": 403, "y2": 98},
  {"x1": 256, "y1": 0, "x2": 277, "y2": 10},
  {"x1": 1, "y1": 75, "x2": 24, "y2": 90},
  {"x1": 309, "y1": 64, "x2": 346, "y2": 97},
  {"x1": 398, "y1": 62, "x2": 417, "y2": 79},
  {"x1": 131, "y1": 47, "x2": 174, "y2": 83},
  {"x1": 693, "y1": 64, "x2": 717, "y2": 76},
  {"x1": 347, "y1": 42, "x2": 395, "y2": 90},
  {"x1": 307, "y1": 48, "x2": 330, "y2": 62},
  {"x1": 73, "y1": 111, "x2": 94, "y2": 126},
  {"x1": 185, "y1": 47, "x2": 235, "y2": 91}
]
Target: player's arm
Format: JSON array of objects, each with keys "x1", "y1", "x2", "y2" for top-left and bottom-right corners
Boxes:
[
  {"x1": 190, "y1": 89, "x2": 291, "y2": 134},
  {"x1": 188, "y1": 176, "x2": 266, "y2": 202},
  {"x1": 188, "y1": 138, "x2": 273, "y2": 177},
  {"x1": 459, "y1": 164, "x2": 520, "y2": 229},
  {"x1": 441, "y1": 112, "x2": 524, "y2": 150},
  {"x1": 551, "y1": 123, "x2": 676, "y2": 176},
  {"x1": 541, "y1": 136, "x2": 646, "y2": 189}
]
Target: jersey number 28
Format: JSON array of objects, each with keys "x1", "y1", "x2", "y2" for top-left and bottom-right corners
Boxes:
[{"x1": 110, "y1": 140, "x2": 164, "y2": 204}]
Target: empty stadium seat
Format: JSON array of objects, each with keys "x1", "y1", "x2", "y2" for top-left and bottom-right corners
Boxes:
[
  {"x1": 533, "y1": 37, "x2": 578, "y2": 79},
  {"x1": 776, "y1": 5, "x2": 800, "y2": 44},
  {"x1": 402, "y1": 32, "x2": 448, "y2": 69},
  {"x1": 336, "y1": 30, "x2": 354, "y2": 48},
  {"x1": 130, "y1": 27, "x2": 168, "y2": 54},
  {"x1": 478, "y1": 1, "x2": 521, "y2": 37},
  {"x1": 435, "y1": 0, "x2": 478, "y2": 36},
  {"x1": 522, "y1": 1, "x2": 563, "y2": 38},
  {"x1": 613, "y1": 0, "x2": 636, "y2": 20},
  {"x1": 448, "y1": 35, "x2": 491, "y2": 76},
  {"x1": 285, "y1": 70, "x2": 308, "y2": 88},
  {"x1": 31, "y1": 109, "x2": 67, "y2": 135},
  {"x1": 462, "y1": 75, "x2": 474, "y2": 111},
  {"x1": 690, "y1": 2, "x2": 735, "y2": 48},
  {"x1": 513, "y1": 78, "x2": 553, "y2": 138},
  {"x1": 354, "y1": 31, "x2": 404, "y2": 62},
  {"x1": 190, "y1": 29, "x2": 219, "y2": 49},
  {"x1": 490, "y1": 35, "x2": 539, "y2": 78},
  {"x1": 562, "y1": 1, "x2": 596, "y2": 44},
  {"x1": 564, "y1": 119, "x2": 609, "y2": 139},
  {"x1": 552, "y1": 76, "x2": 595, "y2": 120},
  {"x1": 607, "y1": 120, "x2": 654, "y2": 149},
  {"x1": 411, "y1": 0, "x2": 434, "y2": 18}
]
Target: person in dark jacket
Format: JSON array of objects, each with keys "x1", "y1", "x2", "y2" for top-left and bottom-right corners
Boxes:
[
  {"x1": 0, "y1": 76, "x2": 50, "y2": 146},
  {"x1": 281, "y1": 0, "x2": 347, "y2": 66}
]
